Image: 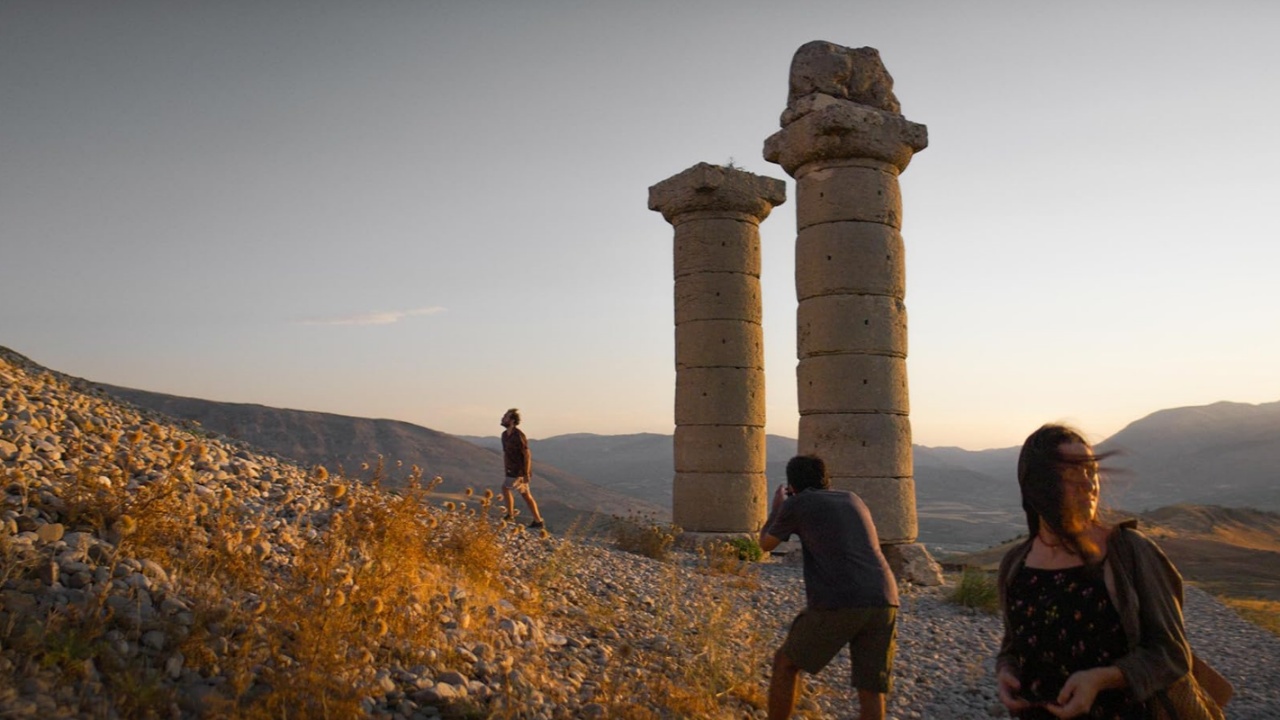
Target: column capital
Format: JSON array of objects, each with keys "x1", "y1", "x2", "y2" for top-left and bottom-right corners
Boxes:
[
  {"x1": 763, "y1": 41, "x2": 927, "y2": 178},
  {"x1": 764, "y1": 98, "x2": 928, "y2": 177},
  {"x1": 648, "y1": 162, "x2": 787, "y2": 225}
]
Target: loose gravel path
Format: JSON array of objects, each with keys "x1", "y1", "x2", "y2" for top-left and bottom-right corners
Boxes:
[{"x1": 734, "y1": 557, "x2": 1280, "y2": 719}]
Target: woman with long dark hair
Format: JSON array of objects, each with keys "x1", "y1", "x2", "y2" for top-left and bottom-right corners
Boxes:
[{"x1": 994, "y1": 424, "x2": 1217, "y2": 719}]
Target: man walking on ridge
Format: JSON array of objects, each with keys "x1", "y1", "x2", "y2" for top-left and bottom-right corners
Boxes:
[
  {"x1": 759, "y1": 455, "x2": 899, "y2": 720},
  {"x1": 500, "y1": 408, "x2": 545, "y2": 529}
]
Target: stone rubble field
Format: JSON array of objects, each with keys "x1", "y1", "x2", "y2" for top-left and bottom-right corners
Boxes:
[{"x1": 2, "y1": 347, "x2": 1278, "y2": 719}]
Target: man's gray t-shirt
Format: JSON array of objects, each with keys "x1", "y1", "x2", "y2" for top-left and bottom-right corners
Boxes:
[{"x1": 766, "y1": 488, "x2": 899, "y2": 610}]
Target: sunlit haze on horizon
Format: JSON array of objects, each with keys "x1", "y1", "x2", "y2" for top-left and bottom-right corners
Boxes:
[{"x1": 3, "y1": 1, "x2": 1278, "y2": 450}]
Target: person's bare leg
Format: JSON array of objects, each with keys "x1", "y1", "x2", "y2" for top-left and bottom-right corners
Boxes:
[
  {"x1": 768, "y1": 648, "x2": 801, "y2": 720},
  {"x1": 856, "y1": 689, "x2": 885, "y2": 720},
  {"x1": 520, "y1": 488, "x2": 543, "y2": 523},
  {"x1": 502, "y1": 488, "x2": 516, "y2": 519}
]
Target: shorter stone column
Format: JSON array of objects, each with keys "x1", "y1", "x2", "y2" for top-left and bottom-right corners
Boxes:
[{"x1": 649, "y1": 163, "x2": 786, "y2": 533}]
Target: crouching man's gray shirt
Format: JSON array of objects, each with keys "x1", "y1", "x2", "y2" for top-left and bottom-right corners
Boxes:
[{"x1": 766, "y1": 489, "x2": 899, "y2": 610}]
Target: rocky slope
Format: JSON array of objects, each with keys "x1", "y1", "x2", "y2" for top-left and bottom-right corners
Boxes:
[{"x1": 3, "y1": 347, "x2": 1278, "y2": 719}]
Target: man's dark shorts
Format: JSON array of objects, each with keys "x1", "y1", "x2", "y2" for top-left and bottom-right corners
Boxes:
[{"x1": 780, "y1": 606, "x2": 897, "y2": 693}]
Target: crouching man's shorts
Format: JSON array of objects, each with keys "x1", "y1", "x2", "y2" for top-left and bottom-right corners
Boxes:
[{"x1": 781, "y1": 606, "x2": 897, "y2": 693}]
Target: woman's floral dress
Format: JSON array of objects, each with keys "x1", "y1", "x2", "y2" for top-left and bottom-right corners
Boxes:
[{"x1": 1006, "y1": 564, "x2": 1146, "y2": 719}]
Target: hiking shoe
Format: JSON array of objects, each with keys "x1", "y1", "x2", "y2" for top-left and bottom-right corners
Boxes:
[
  {"x1": 529, "y1": 520, "x2": 545, "y2": 529},
  {"x1": 501, "y1": 512, "x2": 513, "y2": 521}
]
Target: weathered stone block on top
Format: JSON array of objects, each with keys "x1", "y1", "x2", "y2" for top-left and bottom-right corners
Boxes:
[
  {"x1": 796, "y1": 222, "x2": 905, "y2": 301},
  {"x1": 674, "y1": 425, "x2": 766, "y2": 473},
  {"x1": 674, "y1": 472, "x2": 768, "y2": 532},
  {"x1": 764, "y1": 99, "x2": 927, "y2": 177},
  {"x1": 672, "y1": 219, "x2": 762, "y2": 277},
  {"x1": 648, "y1": 162, "x2": 787, "y2": 225},
  {"x1": 675, "y1": 367, "x2": 765, "y2": 426},
  {"x1": 785, "y1": 41, "x2": 901, "y2": 116},
  {"x1": 797, "y1": 294, "x2": 907, "y2": 357},
  {"x1": 797, "y1": 354, "x2": 908, "y2": 414},
  {"x1": 826, "y1": 475, "x2": 917, "y2": 543},
  {"x1": 795, "y1": 163, "x2": 903, "y2": 230},
  {"x1": 798, "y1": 412, "x2": 912, "y2": 479},
  {"x1": 675, "y1": 320, "x2": 763, "y2": 370},
  {"x1": 675, "y1": 273, "x2": 762, "y2": 324}
]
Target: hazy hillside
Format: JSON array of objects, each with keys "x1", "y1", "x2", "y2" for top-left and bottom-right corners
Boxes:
[
  {"x1": 947, "y1": 504, "x2": 1280, "y2": 603},
  {"x1": 462, "y1": 403, "x2": 1279, "y2": 554},
  {"x1": 97, "y1": 384, "x2": 663, "y2": 528},
  {"x1": 1138, "y1": 505, "x2": 1280, "y2": 600},
  {"x1": 461, "y1": 432, "x2": 675, "y2": 509},
  {"x1": 914, "y1": 445, "x2": 1020, "y2": 481},
  {"x1": 1099, "y1": 401, "x2": 1280, "y2": 510},
  {"x1": 914, "y1": 400, "x2": 1280, "y2": 517},
  {"x1": 1143, "y1": 504, "x2": 1280, "y2": 549}
]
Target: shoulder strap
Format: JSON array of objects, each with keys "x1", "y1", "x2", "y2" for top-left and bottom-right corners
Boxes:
[
  {"x1": 1193, "y1": 654, "x2": 1234, "y2": 708},
  {"x1": 1155, "y1": 687, "x2": 1179, "y2": 720}
]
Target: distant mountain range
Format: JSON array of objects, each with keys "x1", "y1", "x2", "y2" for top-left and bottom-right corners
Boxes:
[
  {"x1": 93, "y1": 379, "x2": 1278, "y2": 554},
  {"x1": 470, "y1": 403, "x2": 1280, "y2": 552},
  {"x1": 1099, "y1": 402, "x2": 1280, "y2": 510},
  {"x1": 96, "y1": 384, "x2": 663, "y2": 530},
  {"x1": 901, "y1": 403, "x2": 1280, "y2": 552}
]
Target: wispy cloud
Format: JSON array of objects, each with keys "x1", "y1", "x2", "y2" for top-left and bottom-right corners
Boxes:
[{"x1": 300, "y1": 306, "x2": 446, "y2": 327}]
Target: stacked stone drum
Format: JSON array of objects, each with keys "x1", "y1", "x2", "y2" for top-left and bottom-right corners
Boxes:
[
  {"x1": 648, "y1": 163, "x2": 786, "y2": 533},
  {"x1": 764, "y1": 41, "x2": 928, "y2": 544}
]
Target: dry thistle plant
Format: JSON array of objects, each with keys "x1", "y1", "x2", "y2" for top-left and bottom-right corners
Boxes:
[
  {"x1": 694, "y1": 539, "x2": 762, "y2": 584},
  {"x1": 609, "y1": 511, "x2": 680, "y2": 561}
]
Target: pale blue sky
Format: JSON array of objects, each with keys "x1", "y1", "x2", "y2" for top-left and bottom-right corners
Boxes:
[{"x1": 3, "y1": 1, "x2": 1277, "y2": 449}]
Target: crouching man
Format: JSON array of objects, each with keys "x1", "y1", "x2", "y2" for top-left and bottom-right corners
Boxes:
[{"x1": 758, "y1": 455, "x2": 899, "y2": 720}]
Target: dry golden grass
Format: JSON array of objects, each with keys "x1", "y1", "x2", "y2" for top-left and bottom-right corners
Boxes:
[
  {"x1": 16, "y1": 439, "x2": 524, "y2": 717},
  {"x1": 2, "y1": 425, "x2": 800, "y2": 718},
  {"x1": 610, "y1": 511, "x2": 680, "y2": 561},
  {"x1": 1218, "y1": 597, "x2": 1280, "y2": 637},
  {"x1": 696, "y1": 540, "x2": 756, "y2": 578},
  {"x1": 0, "y1": 362, "x2": 811, "y2": 717}
]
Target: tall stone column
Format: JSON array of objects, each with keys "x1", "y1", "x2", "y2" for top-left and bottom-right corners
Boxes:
[
  {"x1": 764, "y1": 42, "x2": 930, "y2": 557},
  {"x1": 648, "y1": 163, "x2": 787, "y2": 533}
]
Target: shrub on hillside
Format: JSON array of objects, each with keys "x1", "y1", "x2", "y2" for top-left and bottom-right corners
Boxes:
[
  {"x1": 694, "y1": 539, "x2": 763, "y2": 581},
  {"x1": 610, "y1": 512, "x2": 680, "y2": 561},
  {"x1": 947, "y1": 567, "x2": 1000, "y2": 613},
  {"x1": 727, "y1": 536, "x2": 763, "y2": 562}
]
